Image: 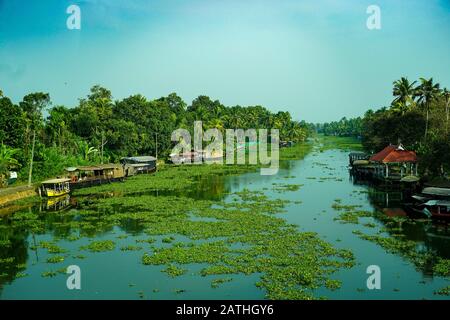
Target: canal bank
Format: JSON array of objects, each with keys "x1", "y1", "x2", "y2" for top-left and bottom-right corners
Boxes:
[{"x1": 0, "y1": 185, "x2": 37, "y2": 209}]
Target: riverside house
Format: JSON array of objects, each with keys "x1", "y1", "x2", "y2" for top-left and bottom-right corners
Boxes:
[{"x1": 369, "y1": 144, "x2": 418, "y2": 182}]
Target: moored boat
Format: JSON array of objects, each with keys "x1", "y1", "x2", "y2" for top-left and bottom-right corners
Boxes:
[
  {"x1": 40, "y1": 178, "x2": 71, "y2": 197},
  {"x1": 421, "y1": 187, "x2": 450, "y2": 199}
]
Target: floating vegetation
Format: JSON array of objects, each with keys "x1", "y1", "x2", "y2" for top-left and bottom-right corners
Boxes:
[
  {"x1": 41, "y1": 271, "x2": 58, "y2": 278},
  {"x1": 162, "y1": 236, "x2": 176, "y2": 243},
  {"x1": 174, "y1": 289, "x2": 186, "y2": 294},
  {"x1": 5, "y1": 136, "x2": 447, "y2": 300},
  {"x1": 39, "y1": 241, "x2": 67, "y2": 254},
  {"x1": 325, "y1": 279, "x2": 341, "y2": 291},
  {"x1": 272, "y1": 183, "x2": 303, "y2": 193},
  {"x1": 434, "y1": 286, "x2": 450, "y2": 296},
  {"x1": 211, "y1": 277, "x2": 233, "y2": 288},
  {"x1": 15, "y1": 272, "x2": 28, "y2": 278},
  {"x1": 46, "y1": 256, "x2": 65, "y2": 264},
  {"x1": 136, "y1": 238, "x2": 156, "y2": 244},
  {"x1": 161, "y1": 264, "x2": 187, "y2": 278},
  {"x1": 80, "y1": 240, "x2": 116, "y2": 252},
  {"x1": 120, "y1": 245, "x2": 143, "y2": 251},
  {"x1": 433, "y1": 259, "x2": 450, "y2": 277}
]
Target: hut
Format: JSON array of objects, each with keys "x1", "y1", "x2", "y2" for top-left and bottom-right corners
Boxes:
[
  {"x1": 369, "y1": 144, "x2": 418, "y2": 181},
  {"x1": 120, "y1": 156, "x2": 157, "y2": 175}
]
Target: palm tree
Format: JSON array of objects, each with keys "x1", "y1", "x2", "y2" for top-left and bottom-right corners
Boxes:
[
  {"x1": 393, "y1": 77, "x2": 416, "y2": 106},
  {"x1": 0, "y1": 144, "x2": 20, "y2": 187},
  {"x1": 390, "y1": 101, "x2": 409, "y2": 116},
  {"x1": 287, "y1": 121, "x2": 307, "y2": 142},
  {"x1": 415, "y1": 77, "x2": 441, "y2": 139},
  {"x1": 443, "y1": 88, "x2": 450, "y2": 134},
  {"x1": 77, "y1": 141, "x2": 99, "y2": 161}
]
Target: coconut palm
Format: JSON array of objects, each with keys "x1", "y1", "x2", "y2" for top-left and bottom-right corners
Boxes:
[
  {"x1": 390, "y1": 101, "x2": 410, "y2": 116},
  {"x1": 415, "y1": 78, "x2": 441, "y2": 139},
  {"x1": 443, "y1": 88, "x2": 450, "y2": 133},
  {"x1": 393, "y1": 77, "x2": 416, "y2": 106}
]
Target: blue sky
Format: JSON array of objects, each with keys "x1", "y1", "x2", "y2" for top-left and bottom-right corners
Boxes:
[{"x1": 0, "y1": 0, "x2": 449, "y2": 122}]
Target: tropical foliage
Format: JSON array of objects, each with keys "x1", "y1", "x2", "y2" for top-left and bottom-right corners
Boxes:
[
  {"x1": 320, "y1": 77, "x2": 450, "y2": 176},
  {"x1": 0, "y1": 86, "x2": 311, "y2": 184}
]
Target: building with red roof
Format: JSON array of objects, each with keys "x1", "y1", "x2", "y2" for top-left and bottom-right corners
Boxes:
[
  {"x1": 368, "y1": 144, "x2": 419, "y2": 181},
  {"x1": 369, "y1": 144, "x2": 417, "y2": 163}
]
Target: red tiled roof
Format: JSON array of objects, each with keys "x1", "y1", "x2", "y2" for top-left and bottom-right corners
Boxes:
[{"x1": 369, "y1": 145, "x2": 417, "y2": 163}]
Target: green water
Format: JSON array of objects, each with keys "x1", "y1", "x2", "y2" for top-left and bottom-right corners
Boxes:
[{"x1": 1, "y1": 143, "x2": 449, "y2": 299}]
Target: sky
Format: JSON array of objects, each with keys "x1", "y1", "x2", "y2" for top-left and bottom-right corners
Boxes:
[{"x1": 0, "y1": 0, "x2": 449, "y2": 122}]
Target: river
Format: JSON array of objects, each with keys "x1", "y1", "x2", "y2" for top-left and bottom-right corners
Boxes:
[{"x1": 1, "y1": 141, "x2": 449, "y2": 299}]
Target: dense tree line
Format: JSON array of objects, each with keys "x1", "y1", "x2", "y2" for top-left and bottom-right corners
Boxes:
[
  {"x1": 316, "y1": 117, "x2": 363, "y2": 137},
  {"x1": 0, "y1": 86, "x2": 310, "y2": 186},
  {"x1": 320, "y1": 77, "x2": 450, "y2": 175}
]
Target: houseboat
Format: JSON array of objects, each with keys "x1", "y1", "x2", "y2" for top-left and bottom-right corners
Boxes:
[
  {"x1": 169, "y1": 151, "x2": 201, "y2": 164},
  {"x1": 120, "y1": 156, "x2": 157, "y2": 175},
  {"x1": 66, "y1": 164, "x2": 125, "y2": 189},
  {"x1": 40, "y1": 178, "x2": 71, "y2": 197}
]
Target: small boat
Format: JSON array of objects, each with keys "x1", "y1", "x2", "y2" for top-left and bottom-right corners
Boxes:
[
  {"x1": 421, "y1": 187, "x2": 450, "y2": 199},
  {"x1": 422, "y1": 199, "x2": 450, "y2": 219},
  {"x1": 40, "y1": 178, "x2": 71, "y2": 197},
  {"x1": 405, "y1": 199, "x2": 450, "y2": 219}
]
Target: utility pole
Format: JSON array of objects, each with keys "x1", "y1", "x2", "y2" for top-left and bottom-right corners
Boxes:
[{"x1": 28, "y1": 130, "x2": 36, "y2": 187}]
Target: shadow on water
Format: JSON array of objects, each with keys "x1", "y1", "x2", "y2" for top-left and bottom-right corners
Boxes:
[{"x1": 351, "y1": 171, "x2": 450, "y2": 266}]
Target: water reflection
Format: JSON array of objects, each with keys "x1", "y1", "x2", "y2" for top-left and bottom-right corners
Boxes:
[
  {"x1": 1, "y1": 148, "x2": 449, "y2": 299},
  {"x1": 351, "y1": 171, "x2": 450, "y2": 263}
]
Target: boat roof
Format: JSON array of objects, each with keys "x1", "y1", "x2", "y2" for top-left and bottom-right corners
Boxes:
[
  {"x1": 97, "y1": 164, "x2": 122, "y2": 169},
  {"x1": 121, "y1": 156, "x2": 156, "y2": 162},
  {"x1": 66, "y1": 166, "x2": 99, "y2": 171},
  {"x1": 412, "y1": 195, "x2": 429, "y2": 201},
  {"x1": 66, "y1": 164, "x2": 121, "y2": 171},
  {"x1": 424, "y1": 200, "x2": 450, "y2": 207},
  {"x1": 42, "y1": 178, "x2": 71, "y2": 184},
  {"x1": 422, "y1": 187, "x2": 450, "y2": 197},
  {"x1": 126, "y1": 163, "x2": 154, "y2": 167}
]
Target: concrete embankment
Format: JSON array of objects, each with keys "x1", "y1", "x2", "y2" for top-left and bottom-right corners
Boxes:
[{"x1": 0, "y1": 185, "x2": 38, "y2": 208}]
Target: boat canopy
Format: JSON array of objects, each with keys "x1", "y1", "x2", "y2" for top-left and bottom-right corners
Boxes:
[
  {"x1": 42, "y1": 178, "x2": 71, "y2": 184},
  {"x1": 424, "y1": 200, "x2": 450, "y2": 207},
  {"x1": 422, "y1": 187, "x2": 450, "y2": 197}
]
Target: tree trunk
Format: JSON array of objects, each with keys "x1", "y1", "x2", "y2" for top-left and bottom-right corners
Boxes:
[
  {"x1": 425, "y1": 106, "x2": 429, "y2": 140},
  {"x1": 155, "y1": 133, "x2": 158, "y2": 159},
  {"x1": 28, "y1": 130, "x2": 36, "y2": 187},
  {"x1": 446, "y1": 101, "x2": 449, "y2": 134},
  {"x1": 101, "y1": 132, "x2": 104, "y2": 164}
]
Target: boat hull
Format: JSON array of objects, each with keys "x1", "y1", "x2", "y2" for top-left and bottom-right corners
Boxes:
[{"x1": 44, "y1": 189, "x2": 70, "y2": 197}]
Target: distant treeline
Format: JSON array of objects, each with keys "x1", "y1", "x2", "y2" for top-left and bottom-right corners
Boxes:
[
  {"x1": 315, "y1": 117, "x2": 363, "y2": 137},
  {"x1": 318, "y1": 77, "x2": 450, "y2": 175},
  {"x1": 0, "y1": 86, "x2": 312, "y2": 185}
]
